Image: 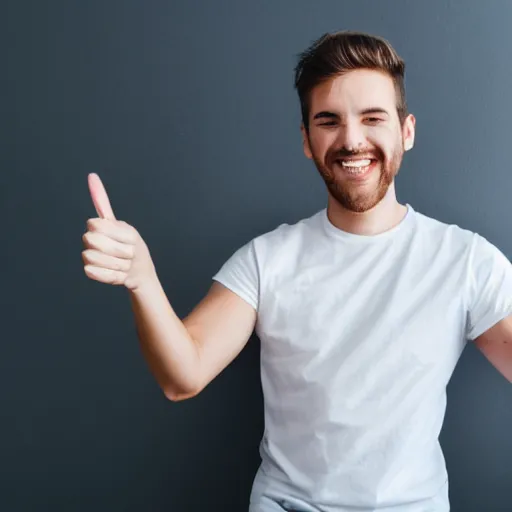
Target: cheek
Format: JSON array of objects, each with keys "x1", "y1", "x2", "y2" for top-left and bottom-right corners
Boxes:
[
  {"x1": 309, "y1": 128, "x2": 338, "y2": 148},
  {"x1": 309, "y1": 138, "x2": 333, "y2": 162},
  {"x1": 366, "y1": 129, "x2": 396, "y2": 159}
]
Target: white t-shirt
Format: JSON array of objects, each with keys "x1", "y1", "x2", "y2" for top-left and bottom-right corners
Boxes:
[{"x1": 212, "y1": 203, "x2": 512, "y2": 512}]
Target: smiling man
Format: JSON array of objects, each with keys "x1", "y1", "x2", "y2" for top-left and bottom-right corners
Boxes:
[
  {"x1": 87, "y1": 30, "x2": 512, "y2": 512},
  {"x1": 207, "y1": 31, "x2": 512, "y2": 511},
  {"x1": 303, "y1": 68, "x2": 411, "y2": 221}
]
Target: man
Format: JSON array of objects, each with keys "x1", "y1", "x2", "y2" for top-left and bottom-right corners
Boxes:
[{"x1": 83, "y1": 31, "x2": 512, "y2": 512}]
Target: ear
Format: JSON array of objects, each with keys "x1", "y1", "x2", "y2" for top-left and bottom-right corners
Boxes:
[
  {"x1": 403, "y1": 114, "x2": 416, "y2": 151},
  {"x1": 301, "y1": 123, "x2": 313, "y2": 159}
]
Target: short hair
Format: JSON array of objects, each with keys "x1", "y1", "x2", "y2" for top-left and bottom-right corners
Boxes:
[{"x1": 294, "y1": 31, "x2": 408, "y2": 132}]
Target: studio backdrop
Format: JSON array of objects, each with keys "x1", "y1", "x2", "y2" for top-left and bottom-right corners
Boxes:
[{"x1": 1, "y1": 1, "x2": 511, "y2": 511}]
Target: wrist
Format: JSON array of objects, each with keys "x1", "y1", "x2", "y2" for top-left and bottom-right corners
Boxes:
[{"x1": 127, "y1": 273, "x2": 161, "y2": 297}]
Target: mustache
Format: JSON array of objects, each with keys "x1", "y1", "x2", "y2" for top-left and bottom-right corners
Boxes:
[{"x1": 331, "y1": 148, "x2": 380, "y2": 160}]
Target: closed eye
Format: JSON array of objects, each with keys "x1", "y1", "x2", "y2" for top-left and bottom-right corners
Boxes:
[{"x1": 319, "y1": 118, "x2": 384, "y2": 126}]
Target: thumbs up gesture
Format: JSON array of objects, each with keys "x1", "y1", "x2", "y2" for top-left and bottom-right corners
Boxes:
[{"x1": 82, "y1": 173, "x2": 157, "y2": 291}]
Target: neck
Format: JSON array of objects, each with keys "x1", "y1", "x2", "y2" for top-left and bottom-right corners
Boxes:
[{"x1": 326, "y1": 187, "x2": 407, "y2": 236}]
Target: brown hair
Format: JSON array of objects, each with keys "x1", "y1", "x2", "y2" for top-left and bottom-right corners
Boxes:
[{"x1": 294, "y1": 31, "x2": 408, "y2": 132}]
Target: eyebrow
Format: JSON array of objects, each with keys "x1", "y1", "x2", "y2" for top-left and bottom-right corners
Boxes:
[{"x1": 312, "y1": 108, "x2": 390, "y2": 120}]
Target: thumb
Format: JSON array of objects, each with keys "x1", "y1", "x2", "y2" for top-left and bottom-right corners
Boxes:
[{"x1": 88, "y1": 173, "x2": 117, "y2": 221}]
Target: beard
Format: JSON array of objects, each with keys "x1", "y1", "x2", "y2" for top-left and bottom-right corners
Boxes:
[{"x1": 311, "y1": 141, "x2": 405, "y2": 213}]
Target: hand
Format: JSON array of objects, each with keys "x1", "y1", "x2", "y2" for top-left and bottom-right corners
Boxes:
[{"x1": 82, "y1": 173, "x2": 157, "y2": 291}]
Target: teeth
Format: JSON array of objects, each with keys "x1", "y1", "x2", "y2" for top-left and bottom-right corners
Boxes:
[
  {"x1": 345, "y1": 166, "x2": 369, "y2": 175},
  {"x1": 340, "y1": 159, "x2": 372, "y2": 167}
]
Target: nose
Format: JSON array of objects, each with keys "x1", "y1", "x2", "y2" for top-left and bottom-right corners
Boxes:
[{"x1": 337, "y1": 119, "x2": 366, "y2": 152}]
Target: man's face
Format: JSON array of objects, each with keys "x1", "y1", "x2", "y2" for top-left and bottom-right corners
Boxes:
[{"x1": 301, "y1": 69, "x2": 415, "y2": 213}]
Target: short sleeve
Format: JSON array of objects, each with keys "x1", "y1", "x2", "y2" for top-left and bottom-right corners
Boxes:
[
  {"x1": 465, "y1": 233, "x2": 512, "y2": 341},
  {"x1": 212, "y1": 239, "x2": 260, "y2": 312}
]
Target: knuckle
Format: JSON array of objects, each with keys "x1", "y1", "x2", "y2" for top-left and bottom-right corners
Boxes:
[
  {"x1": 84, "y1": 265, "x2": 95, "y2": 278},
  {"x1": 125, "y1": 223, "x2": 137, "y2": 236},
  {"x1": 113, "y1": 271, "x2": 124, "y2": 286},
  {"x1": 82, "y1": 231, "x2": 98, "y2": 248}
]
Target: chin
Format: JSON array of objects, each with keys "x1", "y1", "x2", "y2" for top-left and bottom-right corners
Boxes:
[
  {"x1": 329, "y1": 183, "x2": 391, "y2": 213},
  {"x1": 335, "y1": 197, "x2": 382, "y2": 213}
]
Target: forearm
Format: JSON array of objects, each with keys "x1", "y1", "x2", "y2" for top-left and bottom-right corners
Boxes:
[{"x1": 128, "y1": 277, "x2": 201, "y2": 400}]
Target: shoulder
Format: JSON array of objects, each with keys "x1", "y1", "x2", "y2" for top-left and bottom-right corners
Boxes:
[
  {"x1": 411, "y1": 207, "x2": 511, "y2": 276},
  {"x1": 251, "y1": 209, "x2": 324, "y2": 258},
  {"x1": 254, "y1": 209, "x2": 323, "y2": 244},
  {"x1": 412, "y1": 207, "x2": 476, "y2": 249}
]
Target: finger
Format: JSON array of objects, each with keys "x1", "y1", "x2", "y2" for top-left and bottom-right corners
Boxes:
[
  {"x1": 88, "y1": 173, "x2": 117, "y2": 221},
  {"x1": 86, "y1": 218, "x2": 136, "y2": 245},
  {"x1": 84, "y1": 265, "x2": 126, "y2": 286},
  {"x1": 82, "y1": 249, "x2": 131, "y2": 273},
  {"x1": 82, "y1": 232, "x2": 135, "y2": 259}
]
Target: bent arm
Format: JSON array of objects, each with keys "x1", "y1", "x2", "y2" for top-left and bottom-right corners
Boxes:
[{"x1": 130, "y1": 278, "x2": 257, "y2": 401}]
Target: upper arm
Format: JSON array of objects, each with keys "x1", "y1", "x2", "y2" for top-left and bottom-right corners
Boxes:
[
  {"x1": 464, "y1": 232, "x2": 512, "y2": 383},
  {"x1": 465, "y1": 233, "x2": 512, "y2": 341},
  {"x1": 181, "y1": 280, "x2": 257, "y2": 396},
  {"x1": 474, "y1": 314, "x2": 512, "y2": 383}
]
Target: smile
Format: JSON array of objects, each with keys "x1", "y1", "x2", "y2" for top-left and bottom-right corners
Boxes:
[{"x1": 335, "y1": 159, "x2": 378, "y2": 180}]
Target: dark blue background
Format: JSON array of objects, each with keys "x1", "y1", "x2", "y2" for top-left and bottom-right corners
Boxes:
[{"x1": 1, "y1": 1, "x2": 511, "y2": 510}]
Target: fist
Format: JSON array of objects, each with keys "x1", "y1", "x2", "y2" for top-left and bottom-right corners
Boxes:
[{"x1": 82, "y1": 173, "x2": 156, "y2": 291}]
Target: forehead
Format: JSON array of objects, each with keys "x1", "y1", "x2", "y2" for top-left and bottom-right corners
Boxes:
[{"x1": 309, "y1": 69, "x2": 397, "y2": 116}]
